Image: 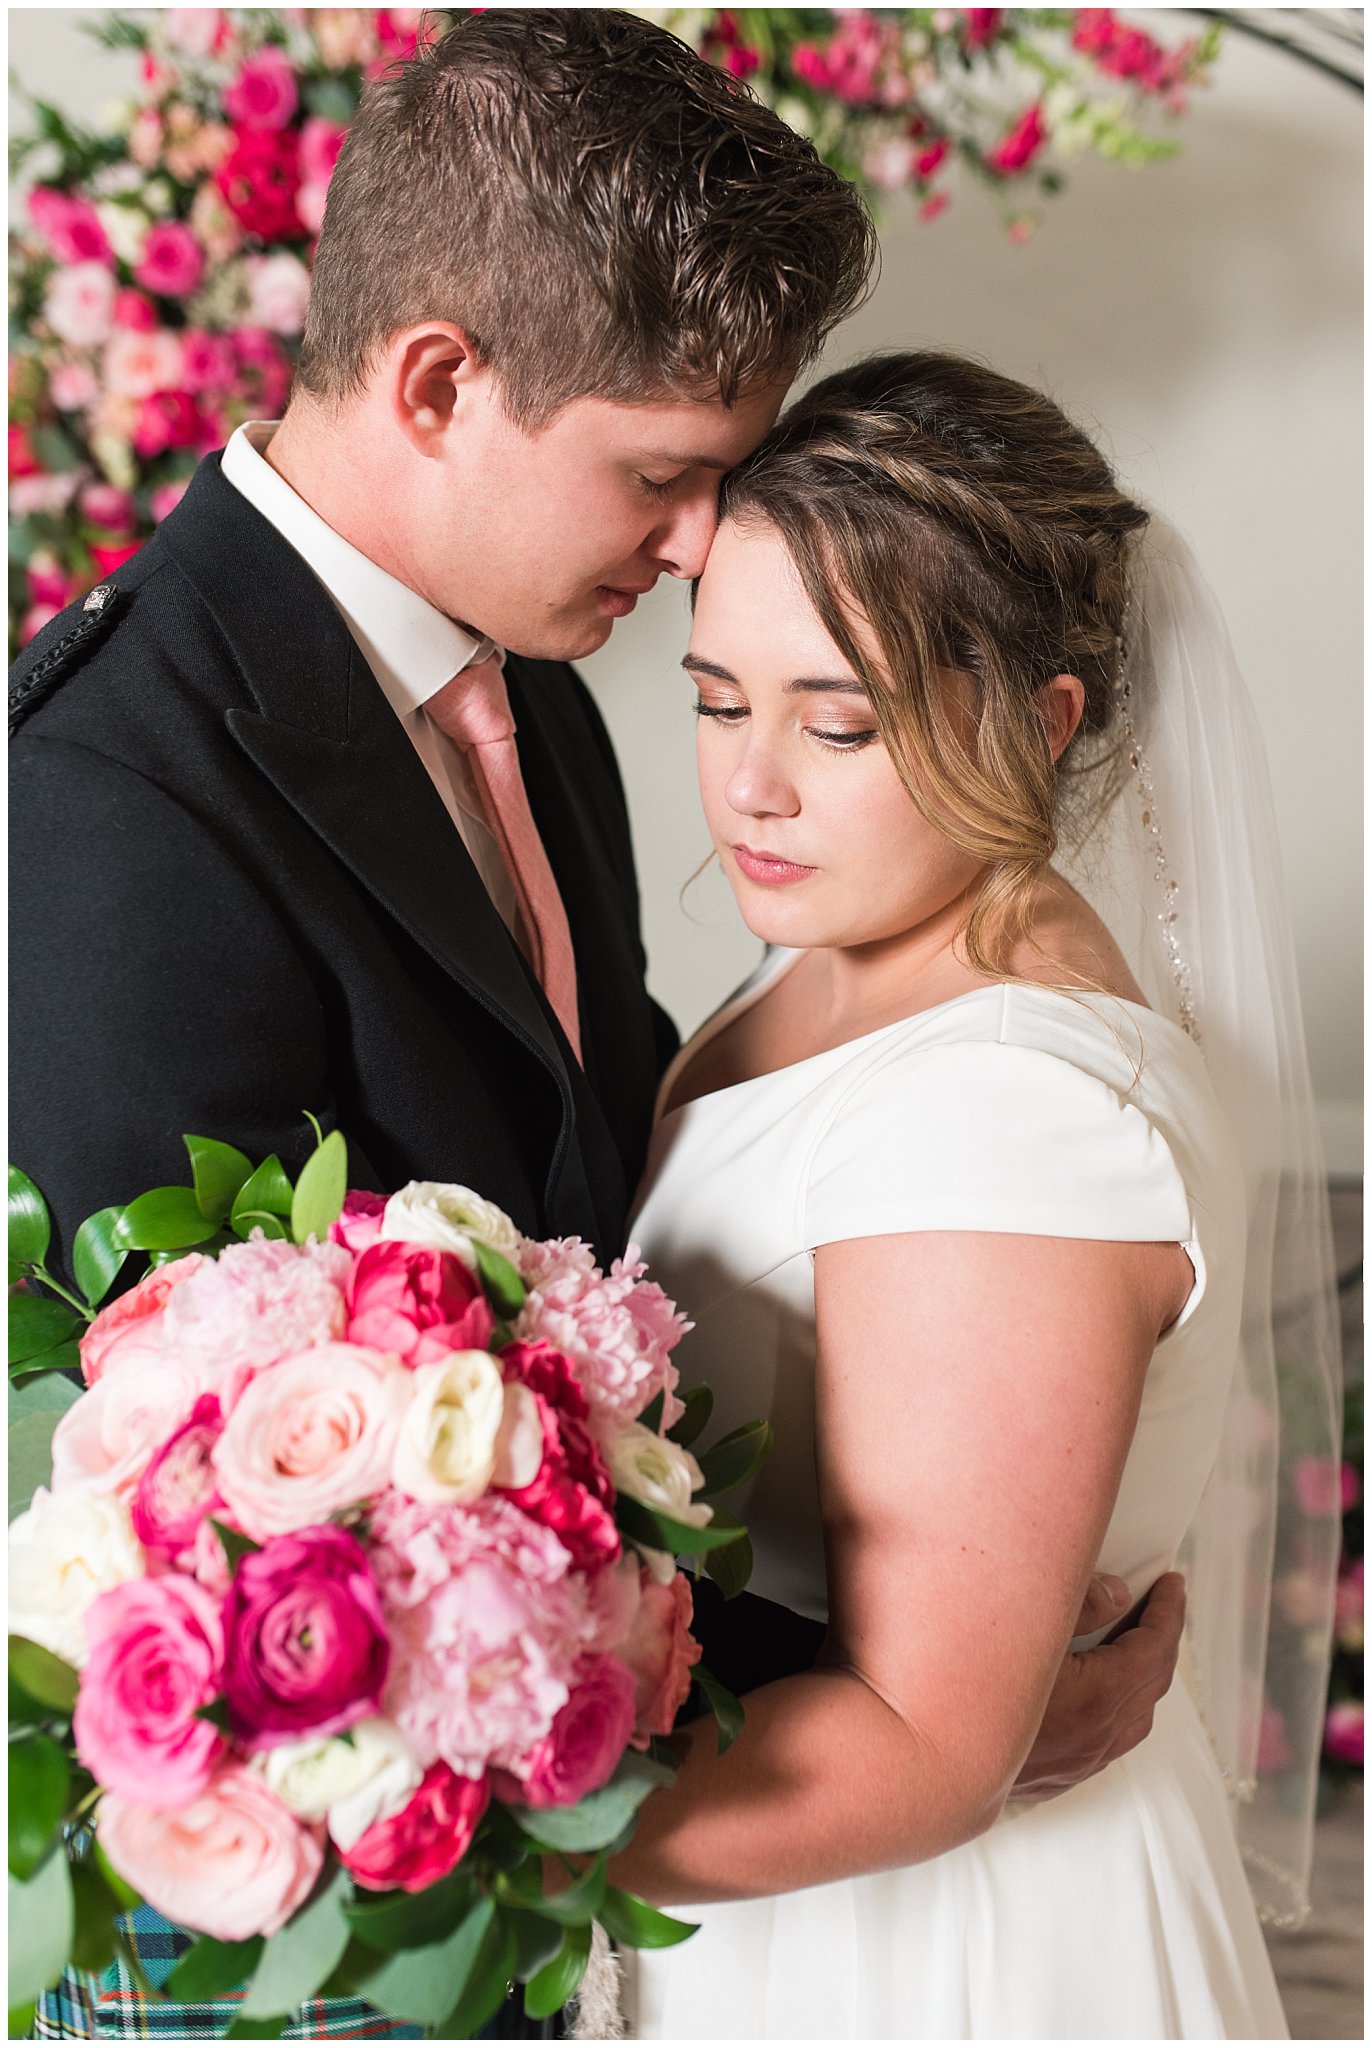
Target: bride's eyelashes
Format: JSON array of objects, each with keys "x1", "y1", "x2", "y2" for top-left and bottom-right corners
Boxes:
[{"x1": 693, "y1": 699, "x2": 879, "y2": 754}]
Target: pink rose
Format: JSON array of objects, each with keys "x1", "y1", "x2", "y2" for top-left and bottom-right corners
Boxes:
[
  {"x1": 179, "y1": 328, "x2": 235, "y2": 394},
  {"x1": 345, "y1": 1241, "x2": 493, "y2": 1365},
  {"x1": 496, "y1": 1342, "x2": 619, "y2": 1573},
  {"x1": 1292, "y1": 1456, "x2": 1361, "y2": 1519},
  {"x1": 615, "y1": 1566, "x2": 702, "y2": 1747},
  {"x1": 1324, "y1": 1700, "x2": 1363, "y2": 1766},
  {"x1": 100, "y1": 1765, "x2": 322, "y2": 1940},
  {"x1": 132, "y1": 1394, "x2": 224, "y2": 1556},
  {"x1": 74, "y1": 1575, "x2": 224, "y2": 1807},
  {"x1": 987, "y1": 102, "x2": 1047, "y2": 176},
  {"x1": 44, "y1": 264, "x2": 117, "y2": 350},
  {"x1": 331, "y1": 1190, "x2": 387, "y2": 1256},
  {"x1": 224, "y1": 49, "x2": 299, "y2": 132},
  {"x1": 341, "y1": 1762, "x2": 489, "y2": 1892},
  {"x1": 9, "y1": 423, "x2": 40, "y2": 477},
  {"x1": 50, "y1": 359, "x2": 100, "y2": 413},
  {"x1": 132, "y1": 391, "x2": 201, "y2": 460},
  {"x1": 134, "y1": 221, "x2": 205, "y2": 299},
  {"x1": 27, "y1": 188, "x2": 112, "y2": 266},
  {"x1": 80, "y1": 481, "x2": 137, "y2": 530},
  {"x1": 103, "y1": 327, "x2": 183, "y2": 401},
  {"x1": 499, "y1": 1654, "x2": 635, "y2": 1808},
  {"x1": 213, "y1": 1341, "x2": 408, "y2": 1540},
  {"x1": 517, "y1": 1239, "x2": 689, "y2": 1431},
  {"x1": 245, "y1": 251, "x2": 312, "y2": 336},
  {"x1": 223, "y1": 1525, "x2": 389, "y2": 1749},
  {"x1": 113, "y1": 288, "x2": 159, "y2": 332},
  {"x1": 51, "y1": 1353, "x2": 211, "y2": 1496},
  {"x1": 151, "y1": 480, "x2": 191, "y2": 523}
]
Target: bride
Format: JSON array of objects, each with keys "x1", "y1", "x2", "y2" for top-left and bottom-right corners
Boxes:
[{"x1": 603, "y1": 352, "x2": 1340, "y2": 2039}]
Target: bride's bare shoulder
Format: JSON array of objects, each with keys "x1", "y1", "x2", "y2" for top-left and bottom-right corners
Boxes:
[{"x1": 1004, "y1": 871, "x2": 1149, "y2": 1007}]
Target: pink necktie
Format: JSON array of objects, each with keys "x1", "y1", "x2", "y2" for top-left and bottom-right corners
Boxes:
[{"x1": 427, "y1": 654, "x2": 582, "y2": 1063}]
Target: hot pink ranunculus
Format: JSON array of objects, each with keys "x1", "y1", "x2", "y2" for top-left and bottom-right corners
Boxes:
[
  {"x1": 500, "y1": 1654, "x2": 635, "y2": 1808},
  {"x1": 100, "y1": 1766, "x2": 322, "y2": 1940},
  {"x1": 44, "y1": 263, "x2": 117, "y2": 350},
  {"x1": 231, "y1": 325, "x2": 294, "y2": 413},
  {"x1": 916, "y1": 138, "x2": 950, "y2": 179},
  {"x1": 517, "y1": 1239, "x2": 689, "y2": 1431},
  {"x1": 213, "y1": 1341, "x2": 409, "y2": 1541},
  {"x1": 179, "y1": 328, "x2": 235, "y2": 394},
  {"x1": 132, "y1": 1393, "x2": 224, "y2": 1556},
  {"x1": 615, "y1": 1565, "x2": 702, "y2": 1747},
  {"x1": 223, "y1": 48, "x2": 299, "y2": 131},
  {"x1": 1324, "y1": 1700, "x2": 1363, "y2": 1765},
  {"x1": 341, "y1": 1761, "x2": 489, "y2": 1892},
  {"x1": 27, "y1": 187, "x2": 112, "y2": 267},
  {"x1": 134, "y1": 221, "x2": 205, "y2": 299},
  {"x1": 331, "y1": 1190, "x2": 388, "y2": 1256},
  {"x1": 74, "y1": 1574, "x2": 225, "y2": 1807},
  {"x1": 345, "y1": 1241, "x2": 493, "y2": 1365},
  {"x1": 51, "y1": 1352, "x2": 213, "y2": 1496},
  {"x1": 223, "y1": 1524, "x2": 390, "y2": 1750}
]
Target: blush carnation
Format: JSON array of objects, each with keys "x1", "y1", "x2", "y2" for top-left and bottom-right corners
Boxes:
[
  {"x1": 74, "y1": 1575, "x2": 225, "y2": 1807},
  {"x1": 163, "y1": 1235, "x2": 350, "y2": 1400},
  {"x1": 80, "y1": 1255, "x2": 206, "y2": 1386},
  {"x1": 223, "y1": 1525, "x2": 389, "y2": 1750},
  {"x1": 517, "y1": 1241, "x2": 690, "y2": 1432},
  {"x1": 100, "y1": 1766, "x2": 322, "y2": 1941},
  {"x1": 345, "y1": 1240, "x2": 493, "y2": 1363},
  {"x1": 341, "y1": 1762, "x2": 490, "y2": 1893},
  {"x1": 499, "y1": 1654, "x2": 636, "y2": 1808}
]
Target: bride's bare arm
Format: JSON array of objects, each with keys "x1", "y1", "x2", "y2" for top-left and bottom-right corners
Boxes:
[{"x1": 608, "y1": 1228, "x2": 1191, "y2": 1906}]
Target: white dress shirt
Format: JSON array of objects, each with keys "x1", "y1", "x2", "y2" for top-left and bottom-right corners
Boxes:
[{"x1": 221, "y1": 421, "x2": 521, "y2": 938}]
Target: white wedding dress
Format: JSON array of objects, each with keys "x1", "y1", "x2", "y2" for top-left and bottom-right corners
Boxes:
[{"x1": 621, "y1": 947, "x2": 1288, "y2": 2041}]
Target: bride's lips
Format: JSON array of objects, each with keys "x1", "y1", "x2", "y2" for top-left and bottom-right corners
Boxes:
[
  {"x1": 596, "y1": 583, "x2": 653, "y2": 618},
  {"x1": 732, "y1": 844, "x2": 817, "y2": 886}
]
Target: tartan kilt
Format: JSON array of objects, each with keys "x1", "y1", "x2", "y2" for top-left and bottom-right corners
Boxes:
[{"x1": 31, "y1": 1905, "x2": 424, "y2": 2040}]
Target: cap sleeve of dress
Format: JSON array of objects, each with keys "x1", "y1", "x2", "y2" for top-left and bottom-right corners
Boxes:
[{"x1": 802, "y1": 1037, "x2": 1193, "y2": 1254}]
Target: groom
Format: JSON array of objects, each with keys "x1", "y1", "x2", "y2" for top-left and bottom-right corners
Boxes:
[{"x1": 11, "y1": 9, "x2": 1184, "y2": 2038}]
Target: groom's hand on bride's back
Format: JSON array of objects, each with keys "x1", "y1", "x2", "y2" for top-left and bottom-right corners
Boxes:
[{"x1": 1008, "y1": 1571, "x2": 1186, "y2": 1804}]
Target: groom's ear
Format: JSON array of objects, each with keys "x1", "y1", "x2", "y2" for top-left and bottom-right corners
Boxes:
[{"x1": 386, "y1": 323, "x2": 490, "y2": 449}]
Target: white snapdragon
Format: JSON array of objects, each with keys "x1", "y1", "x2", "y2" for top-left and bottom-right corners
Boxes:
[
  {"x1": 380, "y1": 1181, "x2": 523, "y2": 1271},
  {"x1": 8, "y1": 1486, "x2": 146, "y2": 1668},
  {"x1": 608, "y1": 1422, "x2": 712, "y2": 1529}
]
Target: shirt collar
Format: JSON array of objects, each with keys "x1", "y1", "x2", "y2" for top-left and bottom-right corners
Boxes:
[{"x1": 220, "y1": 421, "x2": 499, "y2": 715}]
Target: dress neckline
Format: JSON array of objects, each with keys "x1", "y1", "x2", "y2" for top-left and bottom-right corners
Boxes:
[{"x1": 655, "y1": 947, "x2": 1184, "y2": 1128}]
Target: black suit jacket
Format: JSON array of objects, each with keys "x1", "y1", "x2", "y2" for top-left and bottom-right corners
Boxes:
[{"x1": 9, "y1": 453, "x2": 677, "y2": 1274}]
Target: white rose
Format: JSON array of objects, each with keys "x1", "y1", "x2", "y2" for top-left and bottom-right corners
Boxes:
[
  {"x1": 380, "y1": 1181, "x2": 523, "y2": 1271},
  {"x1": 8, "y1": 1486, "x2": 146, "y2": 1667},
  {"x1": 257, "y1": 1719, "x2": 422, "y2": 1852},
  {"x1": 391, "y1": 1351, "x2": 506, "y2": 1505},
  {"x1": 95, "y1": 201, "x2": 150, "y2": 267},
  {"x1": 608, "y1": 1423, "x2": 712, "y2": 1529}
]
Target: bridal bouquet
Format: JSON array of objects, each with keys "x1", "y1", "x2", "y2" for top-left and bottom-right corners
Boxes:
[{"x1": 8, "y1": 1129, "x2": 763, "y2": 2036}]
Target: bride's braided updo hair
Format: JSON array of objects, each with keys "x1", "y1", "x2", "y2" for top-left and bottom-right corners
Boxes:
[{"x1": 717, "y1": 350, "x2": 1150, "y2": 980}]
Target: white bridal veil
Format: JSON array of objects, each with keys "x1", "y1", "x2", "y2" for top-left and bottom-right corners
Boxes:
[{"x1": 1060, "y1": 518, "x2": 1344, "y2": 1925}]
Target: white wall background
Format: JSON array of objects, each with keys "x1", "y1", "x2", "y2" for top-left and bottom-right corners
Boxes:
[{"x1": 9, "y1": 10, "x2": 1363, "y2": 1170}]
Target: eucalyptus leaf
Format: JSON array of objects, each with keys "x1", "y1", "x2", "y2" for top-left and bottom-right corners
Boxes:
[
  {"x1": 598, "y1": 1886, "x2": 698, "y2": 1950},
  {"x1": 8, "y1": 1167, "x2": 50, "y2": 1270},
  {"x1": 9, "y1": 1369, "x2": 81, "y2": 1425},
  {"x1": 8, "y1": 1638, "x2": 78, "y2": 1715},
  {"x1": 615, "y1": 1496, "x2": 746, "y2": 1557},
  {"x1": 230, "y1": 1157, "x2": 294, "y2": 1236},
  {"x1": 71, "y1": 1208, "x2": 129, "y2": 1309},
  {"x1": 666, "y1": 1383, "x2": 712, "y2": 1448},
  {"x1": 8, "y1": 1847, "x2": 74, "y2": 2007},
  {"x1": 8, "y1": 1732, "x2": 69, "y2": 1880},
  {"x1": 290, "y1": 1130, "x2": 348, "y2": 1247},
  {"x1": 472, "y1": 1239, "x2": 526, "y2": 1319},
  {"x1": 165, "y1": 1933, "x2": 262, "y2": 2002},
  {"x1": 360, "y1": 1895, "x2": 496, "y2": 2027},
  {"x1": 9, "y1": 1410, "x2": 60, "y2": 1520},
  {"x1": 523, "y1": 1921, "x2": 591, "y2": 2020},
  {"x1": 114, "y1": 1187, "x2": 221, "y2": 1253},
  {"x1": 692, "y1": 1662, "x2": 745, "y2": 1754},
  {"x1": 183, "y1": 1135, "x2": 254, "y2": 1225},
  {"x1": 241, "y1": 1866, "x2": 351, "y2": 2017},
  {"x1": 8, "y1": 1291, "x2": 80, "y2": 1367},
  {"x1": 510, "y1": 1753, "x2": 674, "y2": 1855}
]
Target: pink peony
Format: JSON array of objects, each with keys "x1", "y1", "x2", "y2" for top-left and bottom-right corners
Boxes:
[
  {"x1": 134, "y1": 221, "x2": 205, "y2": 299},
  {"x1": 100, "y1": 1766, "x2": 322, "y2": 1940},
  {"x1": 113, "y1": 288, "x2": 159, "y2": 332},
  {"x1": 44, "y1": 264, "x2": 117, "y2": 350},
  {"x1": 1292, "y1": 1456, "x2": 1361, "y2": 1518},
  {"x1": 345, "y1": 1241, "x2": 493, "y2": 1365},
  {"x1": 216, "y1": 127, "x2": 302, "y2": 241},
  {"x1": 151, "y1": 479, "x2": 191, "y2": 523},
  {"x1": 245, "y1": 251, "x2": 312, "y2": 336},
  {"x1": 132, "y1": 1394, "x2": 224, "y2": 1556},
  {"x1": 163, "y1": 1234, "x2": 350, "y2": 1396},
  {"x1": 341, "y1": 1762, "x2": 490, "y2": 1893},
  {"x1": 223, "y1": 1525, "x2": 389, "y2": 1750},
  {"x1": 987, "y1": 102, "x2": 1047, "y2": 176},
  {"x1": 1324, "y1": 1700, "x2": 1363, "y2": 1766},
  {"x1": 80, "y1": 1256, "x2": 206, "y2": 1387},
  {"x1": 132, "y1": 391, "x2": 202, "y2": 461},
  {"x1": 213, "y1": 1342, "x2": 409, "y2": 1541},
  {"x1": 79, "y1": 481, "x2": 137, "y2": 530},
  {"x1": 496, "y1": 1341, "x2": 620, "y2": 1572},
  {"x1": 517, "y1": 1240, "x2": 689, "y2": 1432},
  {"x1": 27, "y1": 188, "x2": 112, "y2": 266},
  {"x1": 103, "y1": 327, "x2": 183, "y2": 401},
  {"x1": 223, "y1": 48, "x2": 299, "y2": 131},
  {"x1": 331, "y1": 1190, "x2": 388, "y2": 1256},
  {"x1": 51, "y1": 1352, "x2": 213, "y2": 1496},
  {"x1": 74, "y1": 1575, "x2": 224, "y2": 1807},
  {"x1": 614, "y1": 1565, "x2": 702, "y2": 1747},
  {"x1": 500, "y1": 1654, "x2": 635, "y2": 1807}
]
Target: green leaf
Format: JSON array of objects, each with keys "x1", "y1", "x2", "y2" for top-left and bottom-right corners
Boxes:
[
  {"x1": 523, "y1": 1921, "x2": 591, "y2": 2020},
  {"x1": 229, "y1": 1211, "x2": 290, "y2": 1243},
  {"x1": 10, "y1": 1341, "x2": 83, "y2": 1387},
  {"x1": 9, "y1": 1410, "x2": 60, "y2": 1521},
  {"x1": 8, "y1": 1291, "x2": 80, "y2": 1367},
  {"x1": 290, "y1": 1130, "x2": 347, "y2": 1247},
  {"x1": 8, "y1": 1368, "x2": 81, "y2": 1424},
  {"x1": 510, "y1": 1752, "x2": 675, "y2": 1855},
  {"x1": 615, "y1": 1496, "x2": 744, "y2": 1557},
  {"x1": 497, "y1": 1852, "x2": 605, "y2": 1928},
  {"x1": 472, "y1": 1240, "x2": 526, "y2": 1319},
  {"x1": 638, "y1": 1390, "x2": 665, "y2": 1434},
  {"x1": 360, "y1": 1895, "x2": 496, "y2": 2027},
  {"x1": 71, "y1": 1208, "x2": 129, "y2": 1309},
  {"x1": 508, "y1": 1908, "x2": 563, "y2": 1981},
  {"x1": 193, "y1": 1697, "x2": 233, "y2": 1734},
  {"x1": 666, "y1": 1383, "x2": 712, "y2": 1448},
  {"x1": 8, "y1": 1733, "x2": 69, "y2": 1881},
  {"x1": 695, "y1": 1418, "x2": 773, "y2": 1499},
  {"x1": 9, "y1": 2002, "x2": 37, "y2": 2037},
  {"x1": 68, "y1": 1858, "x2": 122, "y2": 1974},
  {"x1": 701, "y1": 1507, "x2": 754, "y2": 1601},
  {"x1": 342, "y1": 1866, "x2": 473, "y2": 1954},
  {"x1": 8, "y1": 1639, "x2": 78, "y2": 1715},
  {"x1": 113, "y1": 1188, "x2": 221, "y2": 1253},
  {"x1": 8, "y1": 1168, "x2": 50, "y2": 1270},
  {"x1": 242, "y1": 1866, "x2": 351, "y2": 2016},
  {"x1": 692, "y1": 1663, "x2": 745, "y2": 1754},
  {"x1": 439, "y1": 1908, "x2": 517, "y2": 2038},
  {"x1": 164, "y1": 1933, "x2": 262, "y2": 2002},
  {"x1": 223, "y1": 2014, "x2": 288, "y2": 2040},
  {"x1": 210, "y1": 1519, "x2": 260, "y2": 1573},
  {"x1": 598, "y1": 1885, "x2": 698, "y2": 1950},
  {"x1": 183, "y1": 1136, "x2": 254, "y2": 1225},
  {"x1": 8, "y1": 1847, "x2": 74, "y2": 2007},
  {"x1": 230, "y1": 1157, "x2": 294, "y2": 1238},
  {"x1": 93, "y1": 1840, "x2": 141, "y2": 1913}
]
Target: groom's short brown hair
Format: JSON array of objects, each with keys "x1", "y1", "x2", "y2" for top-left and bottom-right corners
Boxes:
[{"x1": 297, "y1": 8, "x2": 875, "y2": 425}]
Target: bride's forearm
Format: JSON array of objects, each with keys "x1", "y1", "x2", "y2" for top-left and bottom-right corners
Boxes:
[{"x1": 608, "y1": 1665, "x2": 1008, "y2": 1907}]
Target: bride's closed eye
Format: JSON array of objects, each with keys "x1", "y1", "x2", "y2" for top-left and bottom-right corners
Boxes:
[{"x1": 693, "y1": 699, "x2": 880, "y2": 754}]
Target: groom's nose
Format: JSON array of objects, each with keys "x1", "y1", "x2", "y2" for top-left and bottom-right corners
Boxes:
[{"x1": 651, "y1": 486, "x2": 721, "y2": 581}]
